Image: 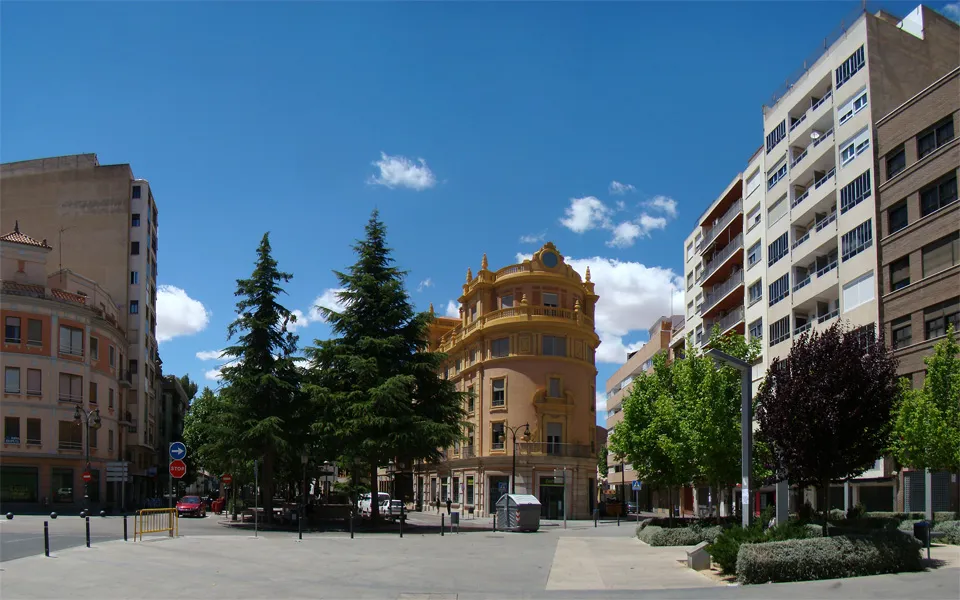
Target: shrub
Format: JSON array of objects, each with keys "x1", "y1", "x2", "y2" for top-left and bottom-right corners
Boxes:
[
  {"x1": 736, "y1": 531, "x2": 922, "y2": 584},
  {"x1": 707, "y1": 525, "x2": 764, "y2": 574},
  {"x1": 637, "y1": 524, "x2": 723, "y2": 546},
  {"x1": 846, "y1": 503, "x2": 866, "y2": 520},
  {"x1": 935, "y1": 511, "x2": 960, "y2": 522},
  {"x1": 828, "y1": 509, "x2": 846, "y2": 521},
  {"x1": 898, "y1": 519, "x2": 924, "y2": 531},
  {"x1": 863, "y1": 511, "x2": 926, "y2": 520},
  {"x1": 797, "y1": 502, "x2": 815, "y2": 523},
  {"x1": 828, "y1": 517, "x2": 900, "y2": 534},
  {"x1": 933, "y1": 520, "x2": 960, "y2": 545}
]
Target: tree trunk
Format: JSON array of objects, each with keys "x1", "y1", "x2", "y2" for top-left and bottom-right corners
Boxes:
[
  {"x1": 820, "y1": 477, "x2": 830, "y2": 537},
  {"x1": 369, "y1": 462, "x2": 380, "y2": 522},
  {"x1": 262, "y1": 447, "x2": 275, "y2": 524},
  {"x1": 668, "y1": 486, "x2": 675, "y2": 527}
]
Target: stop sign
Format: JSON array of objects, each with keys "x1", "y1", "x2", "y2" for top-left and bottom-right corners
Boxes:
[
  {"x1": 221, "y1": 473, "x2": 233, "y2": 485},
  {"x1": 169, "y1": 459, "x2": 187, "y2": 479},
  {"x1": 82, "y1": 471, "x2": 92, "y2": 483}
]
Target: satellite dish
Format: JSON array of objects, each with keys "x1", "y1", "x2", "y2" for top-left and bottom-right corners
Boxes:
[{"x1": 810, "y1": 131, "x2": 821, "y2": 141}]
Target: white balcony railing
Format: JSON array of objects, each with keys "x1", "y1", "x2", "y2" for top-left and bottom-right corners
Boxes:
[{"x1": 699, "y1": 234, "x2": 744, "y2": 284}]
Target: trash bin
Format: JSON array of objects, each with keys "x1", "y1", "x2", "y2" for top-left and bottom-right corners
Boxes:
[
  {"x1": 495, "y1": 494, "x2": 541, "y2": 532},
  {"x1": 914, "y1": 521, "x2": 931, "y2": 546}
]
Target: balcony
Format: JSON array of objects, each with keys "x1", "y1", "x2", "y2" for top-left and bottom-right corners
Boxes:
[
  {"x1": 119, "y1": 368, "x2": 133, "y2": 389},
  {"x1": 705, "y1": 306, "x2": 745, "y2": 335},
  {"x1": 58, "y1": 440, "x2": 82, "y2": 451},
  {"x1": 792, "y1": 259, "x2": 839, "y2": 311},
  {"x1": 58, "y1": 392, "x2": 82, "y2": 404},
  {"x1": 58, "y1": 345, "x2": 84, "y2": 359},
  {"x1": 790, "y1": 126, "x2": 834, "y2": 186},
  {"x1": 792, "y1": 210, "x2": 837, "y2": 265},
  {"x1": 516, "y1": 442, "x2": 593, "y2": 458},
  {"x1": 439, "y1": 304, "x2": 594, "y2": 352},
  {"x1": 700, "y1": 270, "x2": 744, "y2": 319},
  {"x1": 698, "y1": 233, "x2": 744, "y2": 287},
  {"x1": 126, "y1": 419, "x2": 138, "y2": 433},
  {"x1": 699, "y1": 198, "x2": 743, "y2": 256},
  {"x1": 792, "y1": 168, "x2": 838, "y2": 228},
  {"x1": 787, "y1": 85, "x2": 834, "y2": 143},
  {"x1": 794, "y1": 320, "x2": 813, "y2": 337}
]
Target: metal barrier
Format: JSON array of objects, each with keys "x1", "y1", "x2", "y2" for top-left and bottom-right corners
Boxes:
[{"x1": 136, "y1": 508, "x2": 178, "y2": 541}]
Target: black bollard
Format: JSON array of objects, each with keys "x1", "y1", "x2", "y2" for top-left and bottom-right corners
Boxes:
[
  {"x1": 617, "y1": 510, "x2": 620, "y2": 526},
  {"x1": 441, "y1": 513, "x2": 444, "y2": 536},
  {"x1": 85, "y1": 516, "x2": 91, "y2": 547},
  {"x1": 44, "y1": 520, "x2": 50, "y2": 557},
  {"x1": 50, "y1": 512, "x2": 58, "y2": 519},
  {"x1": 399, "y1": 506, "x2": 404, "y2": 538},
  {"x1": 492, "y1": 512, "x2": 496, "y2": 531},
  {"x1": 123, "y1": 514, "x2": 128, "y2": 541},
  {"x1": 5, "y1": 512, "x2": 12, "y2": 520},
  {"x1": 349, "y1": 510, "x2": 354, "y2": 540},
  {"x1": 594, "y1": 508, "x2": 598, "y2": 528},
  {"x1": 100, "y1": 510, "x2": 106, "y2": 518}
]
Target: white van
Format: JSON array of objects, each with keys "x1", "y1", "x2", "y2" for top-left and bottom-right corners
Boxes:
[{"x1": 358, "y1": 492, "x2": 390, "y2": 517}]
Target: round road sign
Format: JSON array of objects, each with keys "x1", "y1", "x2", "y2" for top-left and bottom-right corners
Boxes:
[
  {"x1": 169, "y1": 459, "x2": 187, "y2": 479},
  {"x1": 82, "y1": 471, "x2": 92, "y2": 483},
  {"x1": 221, "y1": 473, "x2": 233, "y2": 485}
]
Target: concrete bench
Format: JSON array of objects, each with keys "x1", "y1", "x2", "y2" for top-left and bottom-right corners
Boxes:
[{"x1": 686, "y1": 541, "x2": 711, "y2": 571}]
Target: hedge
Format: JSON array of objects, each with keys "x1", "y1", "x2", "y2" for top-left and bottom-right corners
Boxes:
[
  {"x1": 864, "y1": 511, "x2": 958, "y2": 521},
  {"x1": 708, "y1": 521, "x2": 814, "y2": 574},
  {"x1": 636, "y1": 524, "x2": 723, "y2": 546},
  {"x1": 736, "y1": 531, "x2": 923, "y2": 584},
  {"x1": 934, "y1": 520, "x2": 960, "y2": 545}
]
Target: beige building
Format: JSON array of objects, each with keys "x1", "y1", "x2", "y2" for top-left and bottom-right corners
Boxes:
[
  {"x1": 875, "y1": 67, "x2": 959, "y2": 513},
  {"x1": 1, "y1": 224, "x2": 130, "y2": 510},
  {"x1": 1, "y1": 154, "x2": 163, "y2": 502},
  {"x1": 415, "y1": 243, "x2": 600, "y2": 519}
]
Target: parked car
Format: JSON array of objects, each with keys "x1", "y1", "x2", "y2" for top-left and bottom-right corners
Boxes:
[
  {"x1": 176, "y1": 495, "x2": 206, "y2": 518},
  {"x1": 358, "y1": 492, "x2": 391, "y2": 517},
  {"x1": 380, "y1": 499, "x2": 404, "y2": 520}
]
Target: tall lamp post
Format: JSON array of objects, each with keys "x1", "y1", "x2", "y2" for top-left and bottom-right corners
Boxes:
[
  {"x1": 705, "y1": 348, "x2": 753, "y2": 528},
  {"x1": 299, "y1": 450, "x2": 308, "y2": 541},
  {"x1": 73, "y1": 406, "x2": 102, "y2": 512},
  {"x1": 501, "y1": 423, "x2": 531, "y2": 494}
]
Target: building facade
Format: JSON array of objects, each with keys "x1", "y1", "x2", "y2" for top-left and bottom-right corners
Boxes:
[
  {"x1": 415, "y1": 243, "x2": 600, "y2": 519},
  {"x1": 159, "y1": 375, "x2": 190, "y2": 499},
  {"x1": 875, "y1": 66, "x2": 959, "y2": 513},
  {"x1": 1, "y1": 154, "x2": 163, "y2": 503},
  {"x1": 1, "y1": 225, "x2": 130, "y2": 511}
]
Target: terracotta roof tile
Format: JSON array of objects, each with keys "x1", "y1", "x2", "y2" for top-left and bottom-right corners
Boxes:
[
  {"x1": 50, "y1": 288, "x2": 87, "y2": 305},
  {"x1": 0, "y1": 221, "x2": 51, "y2": 249}
]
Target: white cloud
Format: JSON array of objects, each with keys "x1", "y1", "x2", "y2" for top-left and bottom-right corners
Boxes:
[
  {"x1": 516, "y1": 252, "x2": 683, "y2": 364},
  {"x1": 519, "y1": 232, "x2": 546, "y2": 244},
  {"x1": 595, "y1": 390, "x2": 608, "y2": 415},
  {"x1": 284, "y1": 288, "x2": 347, "y2": 332},
  {"x1": 941, "y1": 2, "x2": 959, "y2": 22},
  {"x1": 609, "y1": 181, "x2": 636, "y2": 195},
  {"x1": 444, "y1": 300, "x2": 460, "y2": 318},
  {"x1": 204, "y1": 368, "x2": 223, "y2": 382},
  {"x1": 417, "y1": 278, "x2": 433, "y2": 292},
  {"x1": 643, "y1": 195, "x2": 678, "y2": 218},
  {"x1": 156, "y1": 285, "x2": 210, "y2": 343},
  {"x1": 196, "y1": 349, "x2": 226, "y2": 361},
  {"x1": 560, "y1": 196, "x2": 612, "y2": 233},
  {"x1": 615, "y1": 200, "x2": 626, "y2": 211},
  {"x1": 368, "y1": 152, "x2": 437, "y2": 191},
  {"x1": 605, "y1": 214, "x2": 668, "y2": 248}
]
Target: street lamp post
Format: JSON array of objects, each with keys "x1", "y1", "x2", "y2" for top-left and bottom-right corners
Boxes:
[
  {"x1": 300, "y1": 451, "x2": 308, "y2": 541},
  {"x1": 705, "y1": 348, "x2": 753, "y2": 528},
  {"x1": 501, "y1": 424, "x2": 531, "y2": 494},
  {"x1": 73, "y1": 406, "x2": 102, "y2": 513}
]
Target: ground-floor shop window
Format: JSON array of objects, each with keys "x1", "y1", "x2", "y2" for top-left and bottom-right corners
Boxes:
[
  {"x1": 53, "y1": 468, "x2": 74, "y2": 503},
  {"x1": 453, "y1": 476, "x2": 460, "y2": 503},
  {"x1": 466, "y1": 476, "x2": 475, "y2": 505},
  {"x1": 0, "y1": 466, "x2": 39, "y2": 503}
]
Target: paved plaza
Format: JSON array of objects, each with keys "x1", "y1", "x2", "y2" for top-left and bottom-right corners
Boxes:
[{"x1": 1, "y1": 514, "x2": 958, "y2": 599}]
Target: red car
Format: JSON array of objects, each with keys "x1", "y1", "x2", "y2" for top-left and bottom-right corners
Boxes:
[{"x1": 176, "y1": 495, "x2": 206, "y2": 518}]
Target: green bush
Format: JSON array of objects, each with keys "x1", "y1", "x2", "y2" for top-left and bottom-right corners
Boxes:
[
  {"x1": 828, "y1": 517, "x2": 900, "y2": 534},
  {"x1": 935, "y1": 511, "x2": 960, "y2": 522},
  {"x1": 933, "y1": 520, "x2": 960, "y2": 545},
  {"x1": 863, "y1": 511, "x2": 926, "y2": 520},
  {"x1": 898, "y1": 519, "x2": 924, "y2": 531},
  {"x1": 636, "y1": 524, "x2": 723, "y2": 546},
  {"x1": 846, "y1": 503, "x2": 866, "y2": 520},
  {"x1": 708, "y1": 520, "x2": 817, "y2": 575},
  {"x1": 736, "y1": 531, "x2": 923, "y2": 584}
]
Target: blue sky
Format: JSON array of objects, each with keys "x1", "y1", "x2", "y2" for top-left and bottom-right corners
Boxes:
[{"x1": 3, "y1": 1, "x2": 957, "y2": 425}]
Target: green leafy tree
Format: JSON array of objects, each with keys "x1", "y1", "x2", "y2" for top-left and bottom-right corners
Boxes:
[
  {"x1": 597, "y1": 444, "x2": 608, "y2": 479},
  {"x1": 305, "y1": 210, "x2": 464, "y2": 521},
  {"x1": 218, "y1": 233, "x2": 306, "y2": 522},
  {"x1": 182, "y1": 387, "x2": 239, "y2": 482},
  {"x1": 179, "y1": 374, "x2": 199, "y2": 402},
  {"x1": 891, "y1": 324, "x2": 960, "y2": 475}
]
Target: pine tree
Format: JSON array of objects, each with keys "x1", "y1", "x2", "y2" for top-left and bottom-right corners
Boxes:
[
  {"x1": 219, "y1": 233, "x2": 305, "y2": 522},
  {"x1": 306, "y1": 210, "x2": 463, "y2": 521}
]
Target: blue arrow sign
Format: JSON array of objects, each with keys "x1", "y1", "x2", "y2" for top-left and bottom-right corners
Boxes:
[
  {"x1": 632, "y1": 480, "x2": 642, "y2": 491},
  {"x1": 169, "y1": 441, "x2": 187, "y2": 460}
]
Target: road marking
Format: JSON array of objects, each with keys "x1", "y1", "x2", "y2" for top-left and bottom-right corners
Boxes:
[{"x1": 546, "y1": 538, "x2": 604, "y2": 590}]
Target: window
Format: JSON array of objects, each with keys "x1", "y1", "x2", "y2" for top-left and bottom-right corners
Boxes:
[
  {"x1": 695, "y1": 324, "x2": 703, "y2": 345},
  {"x1": 89, "y1": 381, "x2": 98, "y2": 405},
  {"x1": 922, "y1": 232, "x2": 960, "y2": 277},
  {"x1": 767, "y1": 195, "x2": 787, "y2": 226},
  {"x1": 466, "y1": 385, "x2": 475, "y2": 413},
  {"x1": 687, "y1": 301, "x2": 694, "y2": 317},
  {"x1": 543, "y1": 293, "x2": 559, "y2": 308},
  {"x1": 500, "y1": 294, "x2": 513, "y2": 309},
  {"x1": 748, "y1": 318, "x2": 763, "y2": 341},
  {"x1": 768, "y1": 274, "x2": 790, "y2": 307},
  {"x1": 769, "y1": 316, "x2": 791, "y2": 346},
  {"x1": 686, "y1": 242, "x2": 694, "y2": 260},
  {"x1": 747, "y1": 204, "x2": 761, "y2": 231},
  {"x1": 694, "y1": 264, "x2": 702, "y2": 282},
  {"x1": 694, "y1": 233, "x2": 702, "y2": 251},
  {"x1": 766, "y1": 119, "x2": 786, "y2": 153},
  {"x1": 768, "y1": 233, "x2": 789, "y2": 267},
  {"x1": 747, "y1": 241, "x2": 761, "y2": 268},
  {"x1": 891, "y1": 316, "x2": 912, "y2": 349},
  {"x1": 767, "y1": 160, "x2": 787, "y2": 190},
  {"x1": 108, "y1": 429, "x2": 114, "y2": 452},
  {"x1": 491, "y1": 378, "x2": 506, "y2": 407},
  {"x1": 491, "y1": 337, "x2": 509, "y2": 358},
  {"x1": 129, "y1": 359, "x2": 138, "y2": 375},
  {"x1": 5, "y1": 367, "x2": 20, "y2": 394},
  {"x1": 132, "y1": 185, "x2": 141, "y2": 199},
  {"x1": 89, "y1": 427, "x2": 98, "y2": 449},
  {"x1": 835, "y1": 45, "x2": 865, "y2": 88},
  {"x1": 840, "y1": 129, "x2": 870, "y2": 166},
  {"x1": 5, "y1": 417, "x2": 20, "y2": 444},
  {"x1": 838, "y1": 88, "x2": 868, "y2": 125},
  {"x1": 26, "y1": 369, "x2": 41, "y2": 395},
  {"x1": 842, "y1": 271, "x2": 875, "y2": 312},
  {"x1": 924, "y1": 297, "x2": 960, "y2": 339},
  {"x1": 131, "y1": 241, "x2": 140, "y2": 255},
  {"x1": 109, "y1": 345, "x2": 116, "y2": 367},
  {"x1": 130, "y1": 301, "x2": 139, "y2": 314},
  {"x1": 90, "y1": 337, "x2": 99, "y2": 361},
  {"x1": 52, "y1": 467, "x2": 74, "y2": 503},
  {"x1": 686, "y1": 272, "x2": 694, "y2": 290},
  {"x1": 695, "y1": 293, "x2": 703, "y2": 313},
  {"x1": 548, "y1": 377, "x2": 561, "y2": 398},
  {"x1": 108, "y1": 388, "x2": 115, "y2": 410},
  {"x1": 886, "y1": 147, "x2": 905, "y2": 180},
  {"x1": 491, "y1": 422, "x2": 505, "y2": 450},
  {"x1": 920, "y1": 174, "x2": 958, "y2": 216},
  {"x1": 59, "y1": 373, "x2": 82, "y2": 403},
  {"x1": 841, "y1": 219, "x2": 873, "y2": 261},
  {"x1": 748, "y1": 280, "x2": 763, "y2": 306},
  {"x1": 746, "y1": 170, "x2": 761, "y2": 197},
  {"x1": 840, "y1": 170, "x2": 871, "y2": 214},
  {"x1": 130, "y1": 271, "x2": 139, "y2": 285},
  {"x1": 890, "y1": 257, "x2": 910, "y2": 291},
  {"x1": 26, "y1": 418, "x2": 41, "y2": 445},
  {"x1": 917, "y1": 117, "x2": 955, "y2": 159},
  {"x1": 131, "y1": 213, "x2": 141, "y2": 227},
  {"x1": 888, "y1": 201, "x2": 908, "y2": 235},
  {"x1": 5, "y1": 316, "x2": 21, "y2": 343},
  {"x1": 546, "y1": 422, "x2": 562, "y2": 455},
  {"x1": 849, "y1": 323, "x2": 876, "y2": 350},
  {"x1": 542, "y1": 335, "x2": 566, "y2": 357}
]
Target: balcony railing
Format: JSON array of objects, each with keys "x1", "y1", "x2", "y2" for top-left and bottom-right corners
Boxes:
[
  {"x1": 793, "y1": 230, "x2": 810, "y2": 249},
  {"x1": 706, "y1": 307, "x2": 745, "y2": 334},
  {"x1": 701, "y1": 199, "x2": 743, "y2": 251},
  {"x1": 26, "y1": 386, "x2": 42, "y2": 396},
  {"x1": 58, "y1": 440, "x2": 82, "y2": 451},
  {"x1": 793, "y1": 276, "x2": 811, "y2": 292},
  {"x1": 816, "y1": 260, "x2": 838, "y2": 278},
  {"x1": 817, "y1": 308, "x2": 839, "y2": 324},
  {"x1": 814, "y1": 167, "x2": 836, "y2": 189},
  {"x1": 439, "y1": 304, "x2": 593, "y2": 351},
  {"x1": 126, "y1": 419, "x2": 138, "y2": 433},
  {"x1": 59, "y1": 345, "x2": 84, "y2": 358},
  {"x1": 491, "y1": 441, "x2": 505, "y2": 451},
  {"x1": 811, "y1": 90, "x2": 833, "y2": 112},
  {"x1": 791, "y1": 148, "x2": 808, "y2": 168},
  {"x1": 698, "y1": 233, "x2": 744, "y2": 284},
  {"x1": 58, "y1": 393, "x2": 82, "y2": 404},
  {"x1": 700, "y1": 270, "x2": 744, "y2": 316},
  {"x1": 813, "y1": 128, "x2": 834, "y2": 148},
  {"x1": 461, "y1": 445, "x2": 475, "y2": 459},
  {"x1": 516, "y1": 442, "x2": 593, "y2": 458},
  {"x1": 794, "y1": 321, "x2": 812, "y2": 336},
  {"x1": 792, "y1": 188, "x2": 811, "y2": 208},
  {"x1": 815, "y1": 210, "x2": 837, "y2": 232}
]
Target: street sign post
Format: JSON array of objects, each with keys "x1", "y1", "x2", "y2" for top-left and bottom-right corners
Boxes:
[
  {"x1": 106, "y1": 461, "x2": 130, "y2": 512},
  {"x1": 169, "y1": 459, "x2": 187, "y2": 479},
  {"x1": 221, "y1": 473, "x2": 233, "y2": 486},
  {"x1": 82, "y1": 471, "x2": 92, "y2": 483},
  {"x1": 169, "y1": 442, "x2": 187, "y2": 460},
  {"x1": 631, "y1": 481, "x2": 642, "y2": 521},
  {"x1": 631, "y1": 480, "x2": 642, "y2": 491}
]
